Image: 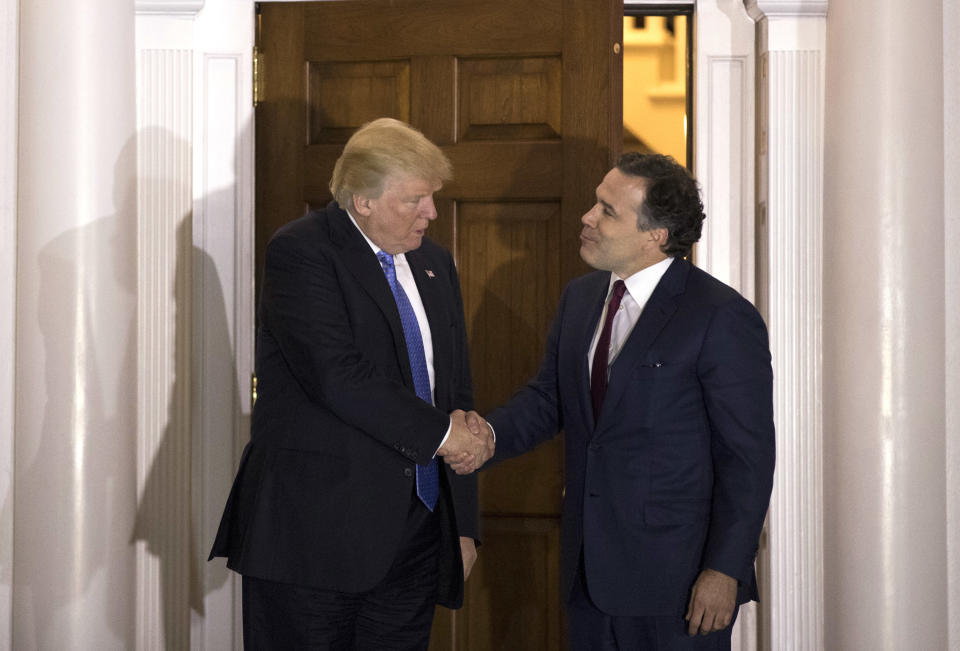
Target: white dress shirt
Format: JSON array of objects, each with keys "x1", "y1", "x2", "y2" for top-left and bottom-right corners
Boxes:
[{"x1": 587, "y1": 257, "x2": 674, "y2": 376}]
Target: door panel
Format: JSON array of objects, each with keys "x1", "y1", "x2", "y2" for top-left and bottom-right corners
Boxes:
[
  {"x1": 256, "y1": 2, "x2": 622, "y2": 648},
  {"x1": 306, "y1": 60, "x2": 412, "y2": 143},
  {"x1": 458, "y1": 517, "x2": 562, "y2": 650}
]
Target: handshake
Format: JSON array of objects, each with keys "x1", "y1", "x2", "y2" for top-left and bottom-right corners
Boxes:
[{"x1": 437, "y1": 410, "x2": 494, "y2": 475}]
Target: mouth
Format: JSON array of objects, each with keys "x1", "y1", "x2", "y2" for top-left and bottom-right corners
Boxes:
[{"x1": 579, "y1": 231, "x2": 596, "y2": 245}]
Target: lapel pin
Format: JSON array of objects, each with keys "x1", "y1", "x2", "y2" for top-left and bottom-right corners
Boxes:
[{"x1": 425, "y1": 269, "x2": 435, "y2": 278}]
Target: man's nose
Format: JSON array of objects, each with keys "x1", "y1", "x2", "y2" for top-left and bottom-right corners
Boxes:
[
  {"x1": 581, "y1": 204, "x2": 599, "y2": 227},
  {"x1": 422, "y1": 196, "x2": 438, "y2": 220}
]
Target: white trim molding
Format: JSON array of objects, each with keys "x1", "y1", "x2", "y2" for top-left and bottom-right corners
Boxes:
[
  {"x1": 945, "y1": 3, "x2": 960, "y2": 648},
  {"x1": 693, "y1": 0, "x2": 756, "y2": 303},
  {"x1": 749, "y1": 1, "x2": 827, "y2": 650},
  {"x1": 625, "y1": 0, "x2": 694, "y2": 6},
  {"x1": 693, "y1": 3, "x2": 758, "y2": 649},
  {"x1": 135, "y1": 46, "x2": 194, "y2": 651},
  {"x1": 136, "y1": 0, "x2": 205, "y2": 16},
  {"x1": 0, "y1": 0, "x2": 18, "y2": 644},
  {"x1": 133, "y1": 1, "x2": 254, "y2": 647},
  {"x1": 745, "y1": 0, "x2": 827, "y2": 18}
]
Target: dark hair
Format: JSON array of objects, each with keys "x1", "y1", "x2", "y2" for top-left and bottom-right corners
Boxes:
[{"x1": 616, "y1": 152, "x2": 705, "y2": 257}]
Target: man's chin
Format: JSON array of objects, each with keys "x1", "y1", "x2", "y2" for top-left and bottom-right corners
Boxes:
[
  {"x1": 579, "y1": 248, "x2": 607, "y2": 272},
  {"x1": 579, "y1": 246, "x2": 594, "y2": 267}
]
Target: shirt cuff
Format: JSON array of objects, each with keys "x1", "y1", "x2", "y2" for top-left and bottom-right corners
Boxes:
[{"x1": 434, "y1": 420, "x2": 452, "y2": 458}]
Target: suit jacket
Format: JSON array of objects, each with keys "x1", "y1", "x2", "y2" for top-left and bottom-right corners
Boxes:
[
  {"x1": 487, "y1": 257, "x2": 775, "y2": 617},
  {"x1": 209, "y1": 202, "x2": 478, "y2": 609}
]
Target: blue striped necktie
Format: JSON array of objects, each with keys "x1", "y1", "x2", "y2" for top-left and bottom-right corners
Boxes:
[{"x1": 377, "y1": 251, "x2": 439, "y2": 511}]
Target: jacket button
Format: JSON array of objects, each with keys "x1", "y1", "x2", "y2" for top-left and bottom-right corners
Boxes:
[{"x1": 403, "y1": 467, "x2": 413, "y2": 478}]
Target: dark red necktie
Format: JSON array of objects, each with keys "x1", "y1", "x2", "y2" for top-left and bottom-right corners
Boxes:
[{"x1": 590, "y1": 280, "x2": 627, "y2": 421}]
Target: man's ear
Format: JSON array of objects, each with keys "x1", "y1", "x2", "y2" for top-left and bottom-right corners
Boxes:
[
  {"x1": 353, "y1": 193, "x2": 372, "y2": 217},
  {"x1": 648, "y1": 227, "x2": 668, "y2": 243}
]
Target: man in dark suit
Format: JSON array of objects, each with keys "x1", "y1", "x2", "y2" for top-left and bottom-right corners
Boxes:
[
  {"x1": 209, "y1": 118, "x2": 493, "y2": 650},
  {"x1": 455, "y1": 153, "x2": 775, "y2": 649}
]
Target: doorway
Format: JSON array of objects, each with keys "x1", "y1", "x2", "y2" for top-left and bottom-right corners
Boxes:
[
  {"x1": 622, "y1": 6, "x2": 693, "y2": 168},
  {"x1": 252, "y1": 2, "x2": 623, "y2": 650}
]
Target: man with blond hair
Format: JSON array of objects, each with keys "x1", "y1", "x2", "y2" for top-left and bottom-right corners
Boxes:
[{"x1": 210, "y1": 118, "x2": 493, "y2": 649}]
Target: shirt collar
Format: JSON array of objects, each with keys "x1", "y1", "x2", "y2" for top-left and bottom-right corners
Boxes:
[{"x1": 609, "y1": 256, "x2": 674, "y2": 303}]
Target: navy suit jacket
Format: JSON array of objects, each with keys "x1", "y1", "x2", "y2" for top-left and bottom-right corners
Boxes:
[
  {"x1": 487, "y1": 257, "x2": 775, "y2": 617},
  {"x1": 209, "y1": 202, "x2": 478, "y2": 609}
]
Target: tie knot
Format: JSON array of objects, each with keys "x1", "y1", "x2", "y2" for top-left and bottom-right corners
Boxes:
[
  {"x1": 377, "y1": 251, "x2": 394, "y2": 269},
  {"x1": 612, "y1": 280, "x2": 626, "y2": 299},
  {"x1": 608, "y1": 280, "x2": 627, "y2": 313}
]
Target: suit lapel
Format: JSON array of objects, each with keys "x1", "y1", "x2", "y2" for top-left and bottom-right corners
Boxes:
[
  {"x1": 328, "y1": 205, "x2": 413, "y2": 386},
  {"x1": 575, "y1": 274, "x2": 612, "y2": 432},
  {"x1": 597, "y1": 257, "x2": 688, "y2": 426}
]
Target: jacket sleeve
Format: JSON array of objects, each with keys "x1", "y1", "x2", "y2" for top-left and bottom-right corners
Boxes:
[{"x1": 697, "y1": 296, "x2": 776, "y2": 584}]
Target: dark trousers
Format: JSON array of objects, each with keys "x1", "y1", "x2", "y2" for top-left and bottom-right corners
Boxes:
[
  {"x1": 568, "y1": 562, "x2": 738, "y2": 651},
  {"x1": 242, "y1": 496, "x2": 441, "y2": 650}
]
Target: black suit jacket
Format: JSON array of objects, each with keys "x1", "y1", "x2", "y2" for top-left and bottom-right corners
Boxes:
[
  {"x1": 209, "y1": 202, "x2": 478, "y2": 608},
  {"x1": 487, "y1": 257, "x2": 775, "y2": 616}
]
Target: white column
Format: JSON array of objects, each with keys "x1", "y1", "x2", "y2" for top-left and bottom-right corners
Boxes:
[
  {"x1": 134, "y1": 12, "x2": 196, "y2": 648},
  {"x1": 946, "y1": 3, "x2": 960, "y2": 648},
  {"x1": 747, "y1": 2, "x2": 827, "y2": 649},
  {"x1": 0, "y1": 0, "x2": 18, "y2": 644},
  {"x1": 15, "y1": 0, "x2": 138, "y2": 649},
  {"x1": 823, "y1": 0, "x2": 948, "y2": 649}
]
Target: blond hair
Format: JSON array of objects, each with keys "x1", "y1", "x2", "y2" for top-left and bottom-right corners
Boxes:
[{"x1": 329, "y1": 118, "x2": 453, "y2": 210}]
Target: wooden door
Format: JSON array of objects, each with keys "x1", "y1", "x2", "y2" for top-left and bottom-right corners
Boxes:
[{"x1": 255, "y1": 1, "x2": 622, "y2": 648}]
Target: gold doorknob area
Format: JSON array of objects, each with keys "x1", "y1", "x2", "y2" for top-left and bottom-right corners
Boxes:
[
  {"x1": 251, "y1": 373, "x2": 258, "y2": 405},
  {"x1": 613, "y1": 42, "x2": 621, "y2": 55}
]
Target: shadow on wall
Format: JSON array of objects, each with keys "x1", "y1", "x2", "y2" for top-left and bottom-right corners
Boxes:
[
  {"x1": 0, "y1": 127, "x2": 241, "y2": 648},
  {"x1": 1, "y1": 136, "x2": 139, "y2": 648},
  {"x1": 130, "y1": 127, "x2": 239, "y2": 646}
]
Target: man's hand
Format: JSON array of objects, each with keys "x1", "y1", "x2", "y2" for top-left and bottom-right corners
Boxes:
[
  {"x1": 460, "y1": 536, "x2": 478, "y2": 580},
  {"x1": 444, "y1": 410, "x2": 494, "y2": 474},
  {"x1": 437, "y1": 410, "x2": 494, "y2": 474},
  {"x1": 684, "y1": 568, "x2": 738, "y2": 636}
]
